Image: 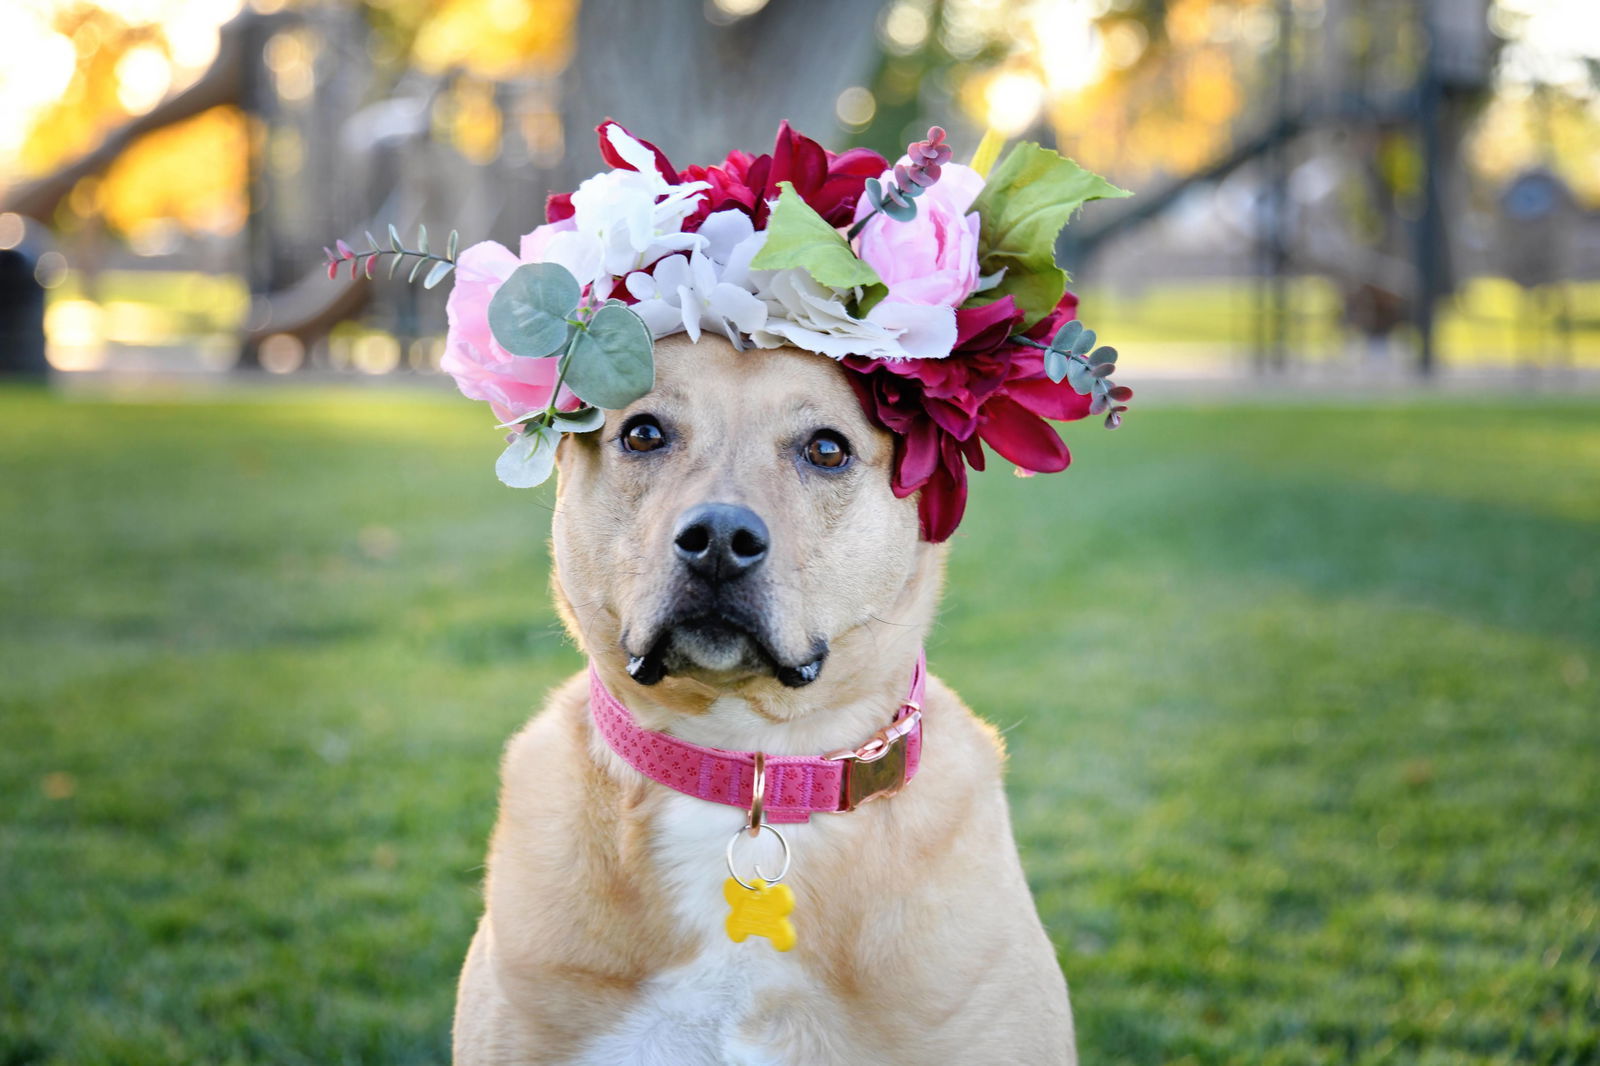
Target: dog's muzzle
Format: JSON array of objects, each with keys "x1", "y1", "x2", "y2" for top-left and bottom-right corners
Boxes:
[{"x1": 623, "y1": 502, "x2": 826, "y2": 688}]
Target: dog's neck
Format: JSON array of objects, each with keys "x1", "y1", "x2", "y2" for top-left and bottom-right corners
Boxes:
[{"x1": 584, "y1": 548, "x2": 942, "y2": 758}]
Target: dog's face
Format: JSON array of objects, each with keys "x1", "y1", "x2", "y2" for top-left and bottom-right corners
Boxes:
[{"x1": 552, "y1": 333, "x2": 925, "y2": 700}]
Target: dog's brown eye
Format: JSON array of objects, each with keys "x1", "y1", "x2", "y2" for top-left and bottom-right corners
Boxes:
[
  {"x1": 804, "y1": 431, "x2": 850, "y2": 470},
  {"x1": 622, "y1": 416, "x2": 666, "y2": 453}
]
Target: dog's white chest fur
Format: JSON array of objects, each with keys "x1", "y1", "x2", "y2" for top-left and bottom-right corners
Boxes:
[{"x1": 573, "y1": 791, "x2": 806, "y2": 1066}]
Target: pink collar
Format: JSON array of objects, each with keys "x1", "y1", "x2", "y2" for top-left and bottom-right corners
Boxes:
[{"x1": 588, "y1": 652, "x2": 926, "y2": 823}]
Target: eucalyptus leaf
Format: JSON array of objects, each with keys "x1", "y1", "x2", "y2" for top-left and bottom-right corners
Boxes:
[
  {"x1": 417, "y1": 224, "x2": 428, "y2": 255},
  {"x1": 364, "y1": 230, "x2": 379, "y2": 253},
  {"x1": 447, "y1": 229, "x2": 459, "y2": 261},
  {"x1": 1089, "y1": 392, "x2": 1109, "y2": 415},
  {"x1": 563, "y1": 303, "x2": 655, "y2": 409},
  {"x1": 488, "y1": 262, "x2": 582, "y2": 359},
  {"x1": 1089, "y1": 344, "x2": 1118, "y2": 366},
  {"x1": 1066, "y1": 361, "x2": 1096, "y2": 396},
  {"x1": 880, "y1": 197, "x2": 919, "y2": 223},
  {"x1": 750, "y1": 182, "x2": 883, "y2": 289},
  {"x1": 408, "y1": 256, "x2": 425, "y2": 283},
  {"x1": 1090, "y1": 360, "x2": 1115, "y2": 379},
  {"x1": 423, "y1": 260, "x2": 454, "y2": 289},
  {"x1": 387, "y1": 253, "x2": 403, "y2": 280},
  {"x1": 865, "y1": 178, "x2": 885, "y2": 212},
  {"x1": 1071, "y1": 328, "x2": 1097, "y2": 357},
  {"x1": 388, "y1": 223, "x2": 401, "y2": 252},
  {"x1": 1052, "y1": 320, "x2": 1084, "y2": 352},
  {"x1": 1045, "y1": 348, "x2": 1070, "y2": 384},
  {"x1": 968, "y1": 143, "x2": 1131, "y2": 326},
  {"x1": 495, "y1": 424, "x2": 560, "y2": 488},
  {"x1": 550, "y1": 405, "x2": 606, "y2": 434}
]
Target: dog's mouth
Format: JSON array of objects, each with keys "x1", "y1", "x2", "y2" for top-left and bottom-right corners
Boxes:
[{"x1": 625, "y1": 613, "x2": 827, "y2": 689}]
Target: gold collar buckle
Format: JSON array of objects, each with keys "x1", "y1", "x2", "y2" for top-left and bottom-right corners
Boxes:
[{"x1": 824, "y1": 703, "x2": 921, "y2": 811}]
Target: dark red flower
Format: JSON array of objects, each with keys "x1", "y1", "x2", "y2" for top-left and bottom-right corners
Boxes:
[
  {"x1": 843, "y1": 292, "x2": 1091, "y2": 542},
  {"x1": 681, "y1": 121, "x2": 886, "y2": 230},
  {"x1": 546, "y1": 120, "x2": 887, "y2": 231}
]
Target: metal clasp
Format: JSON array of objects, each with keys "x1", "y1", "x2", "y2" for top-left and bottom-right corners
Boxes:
[{"x1": 825, "y1": 703, "x2": 921, "y2": 811}]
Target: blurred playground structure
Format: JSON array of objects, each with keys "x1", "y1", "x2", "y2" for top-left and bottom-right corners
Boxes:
[{"x1": 2, "y1": 0, "x2": 1598, "y2": 381}]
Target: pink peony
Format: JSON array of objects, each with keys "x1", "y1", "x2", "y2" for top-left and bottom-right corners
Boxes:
[
  {"x1": 441, "y1": 240, "x2": 571, "y2": 425},
  {"x1": 851, "y1": 162, "x2": 986, "y2": 311}
]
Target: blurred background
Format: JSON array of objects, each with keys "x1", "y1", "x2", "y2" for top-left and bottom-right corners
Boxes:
[
  {"x1": 2, "y1": 1, "x2": 1597, "y2": 1064},
  {"x1": 2, "y1": 0, "x2": 1598, "y2": 379}
]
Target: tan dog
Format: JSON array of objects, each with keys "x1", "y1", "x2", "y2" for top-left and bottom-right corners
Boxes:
[{"x1": 453, "y1": 333, "x2": 1075, "y2": 1064}]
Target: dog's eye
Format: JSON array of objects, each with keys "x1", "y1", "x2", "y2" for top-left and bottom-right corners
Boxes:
[
  {"x1": 621, "y1": 415, "x2": 666, "y2": 453},
  {"x1": 804, "y1": 430, "x2": 851, "y2": 470}
]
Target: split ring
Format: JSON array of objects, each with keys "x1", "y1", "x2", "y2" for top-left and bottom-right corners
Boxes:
[{"x1": 725, "y1": 821, "x2": 791, "y2": 891}]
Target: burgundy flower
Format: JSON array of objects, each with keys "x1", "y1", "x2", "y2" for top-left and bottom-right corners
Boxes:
[{"x1": 843, "y1": 292, "x2": 1091, "y2": 542}]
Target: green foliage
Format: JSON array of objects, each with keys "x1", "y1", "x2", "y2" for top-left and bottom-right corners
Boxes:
[
  {"x1": 563, "y1": 302, "x2": 655, "y2": 410},
  {"x1": 1035, "y1": 317, "x2": 1130, "y2": 427},
  {"x1": 971, "y1": 143, "x2": 1130, "y2": 327},
  {"x1": 479, "y1": 265, "x2": 654, "y2": 486},
  {"x1": 865, "y1": 176, "x2": 919, "y2": 223},
  {"x1": 494, "y1": 422, "x2": 560, "y2": 488},
  {"x1": 548, "y1": 406, "x2": 605, "y2": 434},
  {"x1": 2, "y1": 391, "x2": 1597, "y2": 1064},
  {"x1": 750, "y1": 181, "x2": 884, "y2": 289},
  {"x1": 486, "y1": 263, "x2": 582, "y2": 359}
]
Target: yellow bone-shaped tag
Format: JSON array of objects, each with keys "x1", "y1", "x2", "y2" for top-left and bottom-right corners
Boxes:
[{"x1": 723, "y1": 877, "x2": 796, "y2": 952}]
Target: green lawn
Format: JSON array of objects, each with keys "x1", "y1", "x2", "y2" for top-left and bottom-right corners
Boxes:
[{"x1": 2, "y1": 385, "x2": 1596, "y2": 1065}]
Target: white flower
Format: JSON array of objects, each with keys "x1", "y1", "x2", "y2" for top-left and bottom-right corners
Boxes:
[
  {"x1": 535, "y1": 126, "x2": 711, "y2": 292},
  {"x1": 623, "y1": 209, "x2": 769, "y2": 346},
  {"x1": 626, "y1": 248, "x2": 768, "y2": 345},
  {"x1": 746, "y1": 269, "x2": 957, "y2": 361}
]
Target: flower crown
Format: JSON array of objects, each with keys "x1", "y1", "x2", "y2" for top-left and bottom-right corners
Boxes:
[{"x1": 325, "y1": 120, "x2": 1130, "y2": 541}]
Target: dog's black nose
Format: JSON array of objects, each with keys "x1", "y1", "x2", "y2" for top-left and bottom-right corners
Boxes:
[{"x1": 674, "y1": 503, "x2": 769, "y2": 581}]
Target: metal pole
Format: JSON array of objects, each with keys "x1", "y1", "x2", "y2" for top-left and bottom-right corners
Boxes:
[{"x1": 1413, "y1": 2, "x2": 1443, "y2": 377}]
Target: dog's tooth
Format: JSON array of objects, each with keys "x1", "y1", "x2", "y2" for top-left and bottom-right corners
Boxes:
[
  {"x1": 776, "y1": 657, "x2": 824, "y2": 688},
  {"x1": 627, "y1": 653, "x2": 667, "y2": 686}
]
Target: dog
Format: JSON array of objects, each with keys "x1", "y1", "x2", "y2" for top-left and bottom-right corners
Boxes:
[{"x1": 452, "y1": 331, "x2": 1075, "y2": 1064}]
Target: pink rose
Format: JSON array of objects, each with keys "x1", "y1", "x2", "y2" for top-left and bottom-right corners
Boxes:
[
  {"x1": 852, "y1": 162, "x2": 985, "y2": 309},
  {"x1": 441, "y1": 239, "x2": 571, "y2": 425}
]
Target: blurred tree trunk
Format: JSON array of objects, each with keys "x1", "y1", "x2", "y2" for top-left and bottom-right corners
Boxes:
[{"x1": 560, "y1": 0, "x2": 887, "y2": 181}]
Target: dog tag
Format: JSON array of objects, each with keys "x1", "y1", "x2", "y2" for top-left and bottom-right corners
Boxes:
[{"x1": 723, "y1": 877, "x2": 796, "y2": 952}]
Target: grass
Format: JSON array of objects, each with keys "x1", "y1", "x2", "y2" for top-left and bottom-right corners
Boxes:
[{"x1": 1, "y1": 384, "x2": 1596, "y2": 1065}]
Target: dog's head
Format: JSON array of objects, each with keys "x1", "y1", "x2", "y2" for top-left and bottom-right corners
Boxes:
[{"x1": 552, "y1": 333, "x2": 936, "y2": 705}]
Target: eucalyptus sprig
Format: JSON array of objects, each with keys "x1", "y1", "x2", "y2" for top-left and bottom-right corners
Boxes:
[
  {"x1": 323, "y1": 224, "x2": 460, "y2": 288},
  {"x1": 483, "y1": 262, "x2": 656, "y2": 487},
  {"x1": 1012, "y1": 319, "x2": 1133, "y2": 429},
  {"x1": 847, "y1": 126, "x2": 953, "y2": 240}
]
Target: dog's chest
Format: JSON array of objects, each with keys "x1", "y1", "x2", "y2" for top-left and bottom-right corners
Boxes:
[{"x1": 573, "y1": 793, "x2": 811, "y2": 1066}]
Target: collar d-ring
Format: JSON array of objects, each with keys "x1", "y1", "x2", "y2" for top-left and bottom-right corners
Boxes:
[{"x1": 747, "y1": 751, "x2": 766, "y2": 837}]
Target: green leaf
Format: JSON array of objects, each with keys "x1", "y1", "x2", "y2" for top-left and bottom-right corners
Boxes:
[
  {"x1": 423, "y1": 260, "x2": 454, "y2": 290},
  {"x1": 1052, "y1": 320, "x2": 1084, "y2": 352},
  {"x1": 749, "y1": 181, "x2": 882, "y2": 290},
  {"x1": 495, "y1": 423, "x2": 560, "y2": 488},
  {"x1": 1045, "y1": 348, "x2": 1069, "y2": 384},
  {"x1": 549, "y1": 406, "x2": 606, "y2": 434},
  {"x1": 563, "y1": 303, "x2": 655, "y2": 409},
  {"x1": 1066, "y1": 361, "x2": 1096, "y2": 396},
  {"x1": 969, "y1": 142, "x2": 1131, "y2": 327},
  {"x1": 487, "y1": 262, "x2": 582, "y2": 359}
]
